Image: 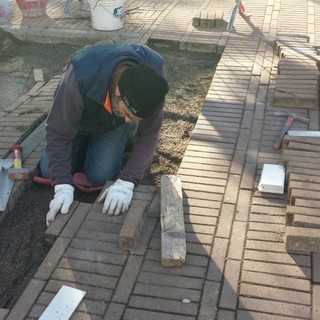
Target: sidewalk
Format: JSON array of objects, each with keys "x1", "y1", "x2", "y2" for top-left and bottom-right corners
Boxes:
[{"x1": 1, "y1": 0, "x2": 320, "y2": 319}]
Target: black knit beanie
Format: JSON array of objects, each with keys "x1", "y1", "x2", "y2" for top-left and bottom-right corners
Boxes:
[{"x1": 118, "y1": 63, "x2": 169, "y2": 119}]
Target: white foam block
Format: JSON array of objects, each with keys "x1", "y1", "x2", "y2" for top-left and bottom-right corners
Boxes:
[
  {"x1": 39, "y1": 285, "x2": 86, "y2": 320},
  {"x1": 258, "y1": 164, "x2": 285, "y2": 194}
]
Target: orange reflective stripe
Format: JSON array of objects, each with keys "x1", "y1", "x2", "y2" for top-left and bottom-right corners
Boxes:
[{"x1": 104, "y1": 91, "x2": 112, "y2": 114}]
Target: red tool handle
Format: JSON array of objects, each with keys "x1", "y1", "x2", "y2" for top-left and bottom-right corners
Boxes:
[{"x1": 273, "y1": 116, "x2": 294, "y2": 150}]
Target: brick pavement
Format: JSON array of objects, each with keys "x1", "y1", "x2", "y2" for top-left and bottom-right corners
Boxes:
[{"x1": 1, "y1": 0, "x2": 320, "y2": 319}]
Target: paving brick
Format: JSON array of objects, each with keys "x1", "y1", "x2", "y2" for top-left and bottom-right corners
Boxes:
[
  {"x1": 52, "y1": 267, "x2": 118, "y2": 289},
  {"x1": 217, "y1": 309, "x2": 235, "y2": 320},
  {"x1": 0, "y1": 309, "x2": 9, "y2": 320},
  {"x1": 313, "y1": 284, "x2": 320, "y2": 319},
  {"x1": 118, "y1": 200, "x2": 147, "y2": 250},
  {"x1": 60, "y1": 202, "x2": 90, "y2": 238},
  {"x1": 240, "y1": 162, "x2": 256, "y2": 190},
  {"x1": 242, "y1": 270, "x2": 310, "y2": 291},
  {"x1": 224, "y1": 174, "x2": 241, "y2": 204},
  {"x1": 142, "y1": 259, "x2": 206, "y2": 278},
  {"x1": 239, "y1": 296, "x2": 311, "y2": 318},
  {"x1": 243, "y1": 260, "x2": 311, "y2": 278},
  {"x1": 207, "y1": 237, "x2": 228, "y2": 281},
  {"x1": 235, "y1": 189, "x2": 251, "y2": 222},
  {"x1": 138, "y1": 270, "x2": 203, "y2": 290},
  {"x1": 103, "y1": 303, "x2": 125, "y2": 320},
  {"x1": 228, "y1": 221, "x2": 247, "y2": 260},
  {"x1": 124, "y1": 308, "x2": 195, "y2": 320},
  {"x1": 129, "y1": 295, "x2": 198, "y2": 316},
  {"x1": 112, "y1": 255, "x2": 143, "y2": 304},
  {"x1": 198, "y1": 281, "x2": 220, "y2": 320},
  {"x1": 238, "y1": 310, "x2": 295, "y2": 320},
  {"x1": 34, "y1": 237, "x2": 71, "y2": 281},
  {"x1": 6, "y1": 279, "x2": 45, "y2": 320},
  {"x1": 58, "y1": 257, "x2": 122, "y2": 277},
  {"x1": 65, "y1": 247, "x2": 127, "y2": 265},
  {"x1": 216, "y1": 203, "x2": 235, "y2": 238},
  {"x1": 219, "y1": 260, "x2": 241, "y2": 310}
]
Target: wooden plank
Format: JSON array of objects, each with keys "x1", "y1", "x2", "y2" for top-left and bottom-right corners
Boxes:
[
  {"x1": 283, "y1": 149, "x2": 320, "y2": 158},
  {"x1": 118, "y1": 200, "x2": 147, "y2": 250},
  {"x1": 160, "y1": 175, "x2": 186, "y2": 267},
  {"x1": 286, "y1": 226, "x2": 320, "y2": 252}
]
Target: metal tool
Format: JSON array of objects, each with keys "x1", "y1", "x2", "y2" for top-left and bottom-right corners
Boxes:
[
  {"x1": 0, "y1": 159, "x2": 14, "y2": 211},
  {"x1": 8, "y1": 145, "x2": 29, "y2": 180},
  {"x1": 273, "y1": 112, "x2": 309, "y2": 150},
  {"x1": 226, "y1": 0, "x2": 241, "y2": 31},
  {"x1": 0, "y1": 121, "x2": 45, "y2": 212}
]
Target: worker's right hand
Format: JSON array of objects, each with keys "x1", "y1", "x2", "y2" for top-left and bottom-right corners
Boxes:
[{"x1": 46, "y1": 184, "x2": 74, "y2": 227}]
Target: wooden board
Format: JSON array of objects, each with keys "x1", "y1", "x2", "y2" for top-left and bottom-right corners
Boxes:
[{"x1": 160, "y1": 175, "x2": 186, "y2": 267}]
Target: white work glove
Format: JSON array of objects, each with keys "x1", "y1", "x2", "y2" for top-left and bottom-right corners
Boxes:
[
  {"x1": 98, "y1": 179, "x2": 134, "y2": 215},
  {"x1": 46, "y1": 184, "x2": 74, "y2": 227}
]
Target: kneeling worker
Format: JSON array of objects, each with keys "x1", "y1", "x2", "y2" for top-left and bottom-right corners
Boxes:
[{"x1": 39, "y1": 43, "x2": 169, "y2": 226}]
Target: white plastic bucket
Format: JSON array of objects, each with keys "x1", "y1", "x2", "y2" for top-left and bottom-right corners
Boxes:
[{"x1": 89, "y1": 0, "x2": 124, "y2": 31}]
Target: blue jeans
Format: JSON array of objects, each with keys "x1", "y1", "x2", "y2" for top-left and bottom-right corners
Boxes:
[{"x1": 40, "y1": 121, "x2": 138, "y2": 185}]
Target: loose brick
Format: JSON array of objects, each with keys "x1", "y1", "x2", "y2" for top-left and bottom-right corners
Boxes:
[
  {"x1": 118, "y1": 200, "x2": 147, "y2": 250},
  {"x1": 286, "y1": 226, "x2": 320, "y2": 252}
]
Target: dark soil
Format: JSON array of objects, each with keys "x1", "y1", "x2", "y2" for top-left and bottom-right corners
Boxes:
[{"x1": 0, "y1": 29, "x2": 220, "y2": 308}]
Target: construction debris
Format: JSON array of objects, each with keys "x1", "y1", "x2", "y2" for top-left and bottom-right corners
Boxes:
[
  {"x1": 282, "y1": 135, "x2": 320, "y2": 252},
  {"x1": 273, "y1": 35, "x2": 320, "y2": 109},
  {"x1": 160, "y1": 175, "x2": 186, "y2": 267}
]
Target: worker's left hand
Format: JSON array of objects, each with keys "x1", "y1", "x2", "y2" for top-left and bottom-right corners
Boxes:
[{"x1": 98, "y1": 179, "x2": 134, "y2": 215}]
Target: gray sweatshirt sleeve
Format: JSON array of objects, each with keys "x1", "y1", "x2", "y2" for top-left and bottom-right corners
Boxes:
[
  {"x1": 46, "y1": 64, "x2": 84, "y2": 186},
  {"x1": 119, "y1": 103, "x2": 164, "y2": 185}
]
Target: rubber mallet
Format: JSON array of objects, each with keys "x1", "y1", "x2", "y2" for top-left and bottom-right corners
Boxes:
[{"x1": 8, "y1": 145, "x2": 29, "y2": 180}]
